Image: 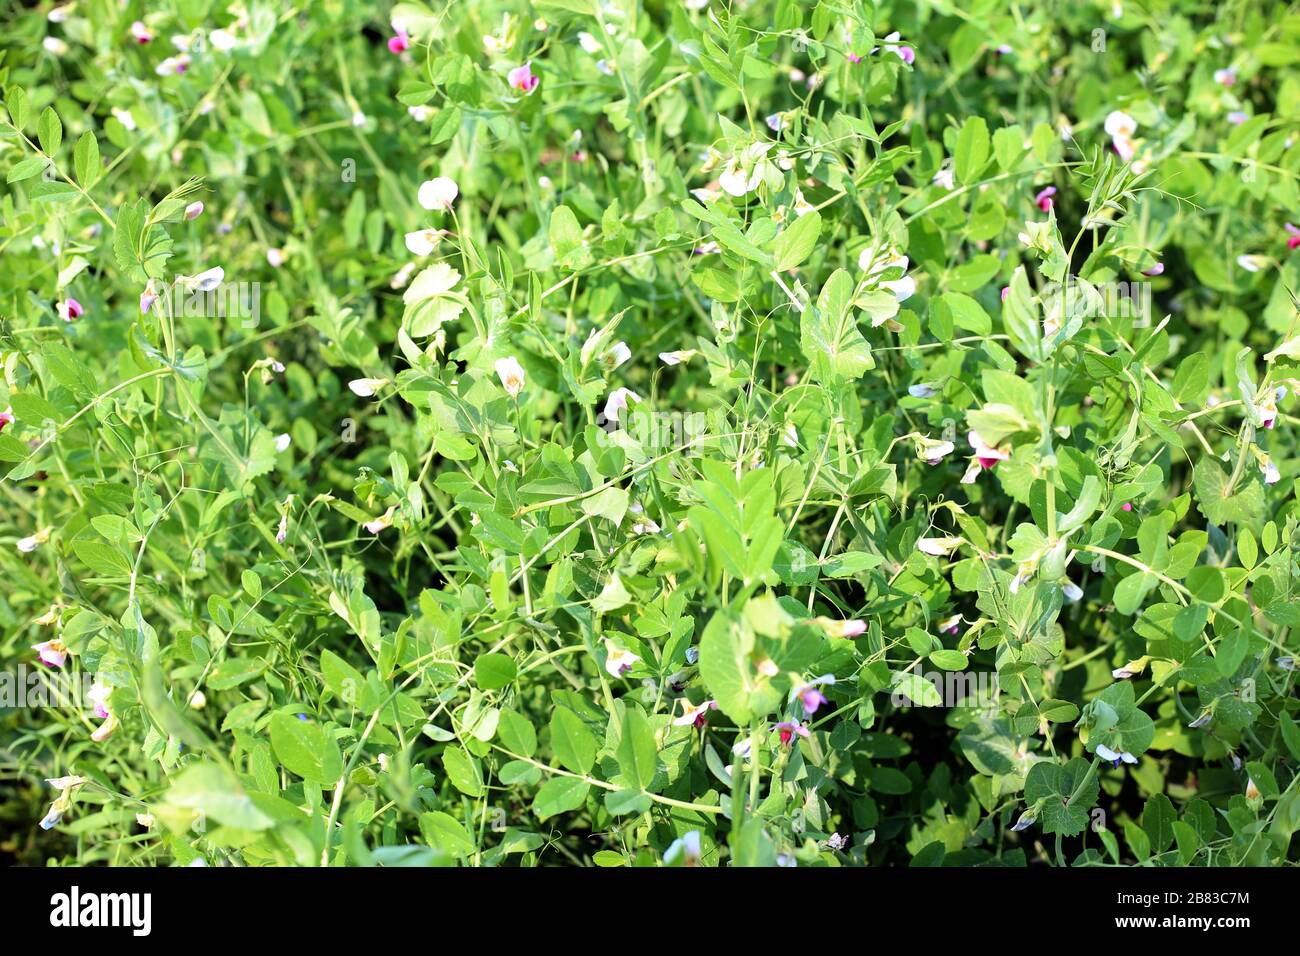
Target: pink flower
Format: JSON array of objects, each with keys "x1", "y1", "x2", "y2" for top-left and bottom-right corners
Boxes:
[
  {"x1": 794, "y1": 676, "x2": 835, "y2": 716},
  {"x1": 508, "y1": 62, "x2": 539, "y2": 94},
  {"x1": 847, "y1": 53, "x2": 862, "y2": 64},
  {"x1": 0, "y1": 407, "x2": 13, "y2": 432},
  {"x1": 184, "y1": 201, "x2": 204, "y2": 220},
  {"x1": 775, "y1": 720, "x2": 811, "y2": 747},
  {"x1": 57, "y1": 298, "x2": 84, "y2": 322},
  {"x1": 1286, "y1": 223, "x2": 1300, "y2": 251},
  {"x1": 961, "y1": 431, "x2": 1010, "y2": 483},
  {"x1": 1121, "y1": 502, "x2": 1132, "y2": 511},
  {"x1": 817, "y1": 617, "x2": 866, "y2": 638},
  {"x1": 130, "y1": 20, "x2": 152, "y2": 44},
  {"x1": 32, "y1": 640, "x2": 68, "y2": 668},
  {"x1": 388, "y1": 30, "x2": 409, "y2": 54},
  {"x1": 1000, "y1": 286, "x2": 1010, "y2": 301},
  {"x1": 1143, "y1": 262, "x2": 1164, "y2": 276},
  {"x1": 1035, "y1": 186, "x2": 1057, "y2": 212}
]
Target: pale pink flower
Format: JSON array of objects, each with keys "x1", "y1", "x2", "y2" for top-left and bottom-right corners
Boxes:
[
  {"x1": 603, "y1": 387, "x2": 640, "y2": 422},
  {"x1": 508, "y1": 62, "x2": 540, "y2": 94},
  {"x1": 362, "y1": 505, "x2": 397, "y2": 535},
  {"x1": 32, "y1": 639, "x2": 68, "y2": 668}
]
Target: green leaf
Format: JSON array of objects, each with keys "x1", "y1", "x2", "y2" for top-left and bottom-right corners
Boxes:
[
  {"x1": 1142, "y1": 793, "x2": 1176, "y2": 853},
  {"x1": 37, "y1": 106, "x2": 62, "y2": 155},
  {"x1": 891, "y1": 670, "x2": 943, "y2": 707},
  {"x1": 442, "y1": 746, "x2": 486, "y2": 796},
  {"x1": 164, "y1": 762, "x2": 274, "y2": 831},
  {"x1": 269, "y1": 712, "x2": 344, "y2": 785},
  {"x1": 6, "y1": 155, "x2": 48, "y2": 183},
  {"x1": 532, "y1": 777, "x2": 590, "y2": 820},
  {"x1": 419, "y1": 811, "x2": 475, "y2": 858},
  {"x1": 954, "y1": 115, "x2": 989, "y2": 184},
  {"x1": 1192, "y1": 458, "x2": 1265, "y2": 527},
  {"x1": 475, "y1": 653, "x2": 518, "y2": 690},
  {"x1": 73, "y1": 131, "x2": 100, "y2": 187},
  {"x1": 1113, "y1": 571, "x2": 1156, "y2": 616},
  {"x1": 549, "y1": 706, "x2": 597, "y2": 774},
  {"x1": 698, "y1": 610, "x2": 756, "y2": 724},
  {"x1": 1025, "y1": 758, "x2": 1099, "y2": 836},
  {"x1": 616, "y1": 707, "x2": 658, "y2": 791},
  {"x1": 801, "y1": 268, "x2": 873, "y2": 384},
  {"x1": 771, "y1": 209, "x2": 821, "y2": 272},
  {"x1": 4, "y1": 86, "x2": 30, "y2": 130}
]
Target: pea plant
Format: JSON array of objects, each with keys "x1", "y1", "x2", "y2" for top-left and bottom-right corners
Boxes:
[{"x1": 2, "y1": 0, "x2": 1299, "y2": 869}]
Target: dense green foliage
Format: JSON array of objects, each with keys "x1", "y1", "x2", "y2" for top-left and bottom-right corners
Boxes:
[{"x1": 3, "y1": 0, "x2": 1300, "y2": 867}]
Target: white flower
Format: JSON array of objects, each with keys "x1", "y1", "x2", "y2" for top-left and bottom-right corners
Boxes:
[
  {"x1": 1237, "y1": 254, "x2": 1269, "y2": 273},
  {"x1": 1260, "y1": 456, "x2": 1280, "y2": 485},
  {"x1": 18, "y1": 528, "x2": 51, "y2": 553},
  {"x1": 188, "y1": 690, "x2": 206, "y2": 709},
  {"x1": 348, "y1": 377, "x2": 388, "y2": 397},
  {"x1": 717, "y1": 142, "x2": 775, "y2": 198},
  {"x1": 1095, "y1": 743, "x2": 1138, "y2": 765},
  {"x1": 266, "y1": 247, "x2": 286, "y2": 268},
  {"x1": 418, "y1": 177, "x2": 459, "y2": 212},
  {"x1": 111, "y1": 107, "x2": 137, "y2": 131},
  {"x1": 274, "y1": 433, "x2": 291, "y2": 453},
  {"x1": 43, "y1": 37, "x2": 69, "y2": 56},
  {"x1": 404, "y1": 228, "x2": 447, "y2": 256},
  {"x1": 908, "y1": 383, "x2": 938, "y2": 398},
  {"x1": 1104, "y1": 111, "x2": 1137, "y2": 138},
  {"x1": 209, "y1": 28, "x2": 237, "y2": 51},
  {"x1": 407, "y1": 105, "x2": 432, "y2": 122},
  {"x1": 664, "y1": 830, "x2": 702, "y2": 866},
  {"x1": 917, "y1": 536, "x2": 963, "y2": 556},
  {"x1": 915, "y1": 436, "x2": 955, "y2": 465},
  {"x1": 154, "y1": 54, "x2": 191, "y2": 75},
  {"x1": 577, "y1": 31, "x2": 602, "y2": 54},
  {"x1": 672, "y1": 699, "x2": 717, "y2": 727},
  {"x1": 351, "y1": 110, "x2": 368, "y2": 128},
  {"x1": 495, "y1": 356, "x2": 526, "y2": 397},
  {"x1": 390, "y1": 262, "x2": 417, "y2": 289},
  {"x1": 932, "y1": 162, "x2": 955, "y2": 190},
  {"x1": 1018, "y1": 219, "x2": 1053, "y2": 253},
  {"x1": 659, "y1": 349, "x2": 697, "y2": 366},
  {"x1": 603, "y1": 387, "x2": 640, "y2": 421},
  {"x1": 858, "y1": 246, "x2": 915, "y2": 302},
  {"x1": 48, "y1": 4, "x2": 74, "y2": 22},
  {"x1": 181, "y1": 266, "x2": 225, "y2": 292},
  {"x1": 603, "y1": 638, "x2": 640, "y2": 677},
  {"x1": 1062, "y1": 579, "x2": 1084, "y2": 602}
]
